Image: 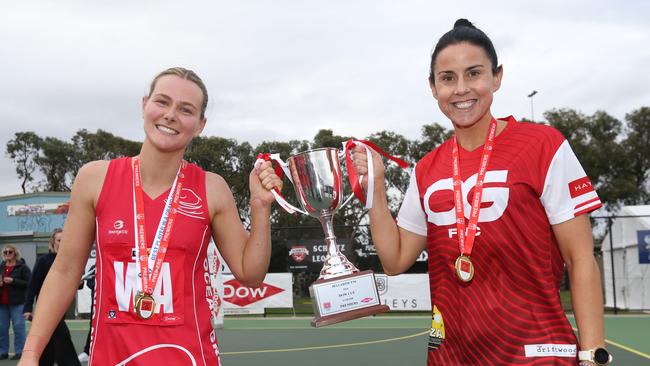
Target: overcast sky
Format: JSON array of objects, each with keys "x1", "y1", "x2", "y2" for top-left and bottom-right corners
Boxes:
[{"x1": 1, "y1": 0, "x2": 649, "y2": 196}]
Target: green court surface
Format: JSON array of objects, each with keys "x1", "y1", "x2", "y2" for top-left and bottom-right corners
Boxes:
[{"x1": 5, "y1": 314, "x2": 649, "y2": 365}]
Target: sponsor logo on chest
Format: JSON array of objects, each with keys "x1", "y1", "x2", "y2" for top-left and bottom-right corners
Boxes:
[{"x1": 108, "y1": 219, "x2": 128, "y2": 236}]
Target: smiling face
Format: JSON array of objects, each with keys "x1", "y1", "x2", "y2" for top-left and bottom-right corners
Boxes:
[
  {"x1": 430, "y1": 42, "x2": 502, "y2": 130},
  {"x1": 2, "y1": 246, "x2": 15, "y2": 262},
  {"x1": 142, "y1": 75, "x2": 207, "y2": 153}
]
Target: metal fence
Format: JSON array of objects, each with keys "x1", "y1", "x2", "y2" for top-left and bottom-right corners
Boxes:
[
  {"x1": 592, "y1": 215, "x2": 650, "y2": 313},
  {"x1": 271, "y1": 215, "x2": 650, "y2": 313}
]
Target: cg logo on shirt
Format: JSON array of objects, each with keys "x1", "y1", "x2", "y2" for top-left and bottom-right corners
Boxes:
[{"x1": 423, "y1": 170, "x2": 509, "y2": 226}]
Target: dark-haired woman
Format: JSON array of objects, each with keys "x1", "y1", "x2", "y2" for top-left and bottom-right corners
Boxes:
[
  {"x1": 354, "y1": 19, "x2": 609, "y2": 365},
  {"x1": 19, "y1": 67, "x2": 281, "y2": 366},
  {"x1": 23, "y1": 229, "x2": 81, "y2": 366}
]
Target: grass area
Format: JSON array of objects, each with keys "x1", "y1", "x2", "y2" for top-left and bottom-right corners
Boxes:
[{"x1": 560, "y1": 290, "x2": 573, "y2": 312}]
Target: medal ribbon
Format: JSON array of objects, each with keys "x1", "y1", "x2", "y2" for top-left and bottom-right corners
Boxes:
[
  {"x1": 132, "y1": 157, "x2": 186, "y2": 296},
  {"x1": 344, "y1": 139, "x2": 410, "y2": 208},
  {"x1": 452, "y1": 118, "x2": 497, "y2": 257}
]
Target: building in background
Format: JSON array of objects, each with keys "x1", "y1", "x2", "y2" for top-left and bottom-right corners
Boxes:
[{"x1": 0, "y1": 192, "x2": 70, "y2": 271}]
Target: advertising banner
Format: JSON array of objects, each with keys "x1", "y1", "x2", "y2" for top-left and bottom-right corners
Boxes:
[
  {"x1": 222, "y1": 273, "x2": 293, "y2": 315},
  {"x1": 375, "y1": 273, "x2": 431, "y2": 311},
  {"x1": 7, "y1": 202, "x2": 69, "y2": 216}
]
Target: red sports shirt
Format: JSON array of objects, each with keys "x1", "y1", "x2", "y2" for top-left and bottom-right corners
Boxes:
[
  {"x1": 397, "y1": 117, "x2": 602, "y2": 365},
  {"x1": 91, "y1": 157, "x2": 220, "y2": 365}
]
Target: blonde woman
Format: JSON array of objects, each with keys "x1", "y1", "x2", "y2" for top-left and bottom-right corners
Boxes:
[
  {"x1": 20, "y1": 67, "x2": 280, "y2": 366},
  {"x1": 0, "y1": 244, "x2": 31, "y2": 360}
]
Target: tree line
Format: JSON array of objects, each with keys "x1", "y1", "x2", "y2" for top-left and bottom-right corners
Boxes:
[{"x1": 6, "y1": 107, "x2": 650, "y2": 226}]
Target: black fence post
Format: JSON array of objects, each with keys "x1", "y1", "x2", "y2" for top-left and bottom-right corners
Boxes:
[{"x1": 607, "y1": 217, "x2": 617, "y2": 315}]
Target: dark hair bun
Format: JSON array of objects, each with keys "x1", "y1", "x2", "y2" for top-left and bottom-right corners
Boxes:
[{"x1": 454, "y1": 18, "x2": 475, "y2": 29}]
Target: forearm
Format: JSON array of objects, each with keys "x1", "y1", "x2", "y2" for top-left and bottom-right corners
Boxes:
[
  {"x1": 368, "y1": 183, "x2": 405, "y2": 275},
  {"x1": 240, "y1": 199, "x2": 272, "y2": 287},
  {"x1": 568, "y1": 256, "x2": 605, "y2": 349}
]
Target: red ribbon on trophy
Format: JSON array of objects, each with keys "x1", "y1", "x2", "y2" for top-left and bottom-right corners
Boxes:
[{"x1": 343, "y1": 139, "x2": 410, "y2": 209}]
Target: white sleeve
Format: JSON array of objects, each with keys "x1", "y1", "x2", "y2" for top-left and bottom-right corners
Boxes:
[
  {"x1": 396, "y1": 165, "x2": 428, "y2": 236},
  {"x1": 540, "y1": 140, "x2": 602, "y2": 225}
]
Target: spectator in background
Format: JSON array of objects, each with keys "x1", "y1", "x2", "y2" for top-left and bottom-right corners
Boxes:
[
  {"x1": 0, "y1": 244, "x2": 31, "y2": 360},
  {"x1": 23, "y1": 229, "x2": 81, "y2": 366}
]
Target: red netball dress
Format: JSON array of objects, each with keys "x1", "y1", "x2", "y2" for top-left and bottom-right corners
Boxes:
[{"x1": 91, "y1": 157, "x2": 220, "y2": 366}]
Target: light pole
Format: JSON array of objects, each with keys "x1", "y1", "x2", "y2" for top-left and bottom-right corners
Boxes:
[{"x1": 527, "y1": 90, "x2": 538, "y2": 122}]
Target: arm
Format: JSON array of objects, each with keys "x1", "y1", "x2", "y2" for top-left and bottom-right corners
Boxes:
[
  {"x1": 353, "y1": 146, "x2": 427, "y2": 275},
  {"x1": 207, "y1": 163, "x2": 280, "y2": 287},
  {"x1": 553, "y1": 214, "x2": 605, "y2": 351},
  {"x1": 20, "y1": 161, "x2": 104, "y2": 364}
]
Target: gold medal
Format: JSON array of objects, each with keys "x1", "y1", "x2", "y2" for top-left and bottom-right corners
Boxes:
[
  {"x1": 454, "y1": 255, "x2": 474, "y2": 283},
  {"x1": 135, "y1": 292, "x2": 156, "y2": 320}
]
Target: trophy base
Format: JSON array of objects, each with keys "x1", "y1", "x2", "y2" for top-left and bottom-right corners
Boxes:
[{"x1": 309, "y1": 270, "x2": 390, "y2": 328}]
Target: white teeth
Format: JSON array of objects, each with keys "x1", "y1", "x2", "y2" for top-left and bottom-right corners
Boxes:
[
  {"x1": 156, "y1": 125, "x2": 179, "y2": 135},
  {"x1": 453, "y1": 100, "x2": 475, "y2": 109}
]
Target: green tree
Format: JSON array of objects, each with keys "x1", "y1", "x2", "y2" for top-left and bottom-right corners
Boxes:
[
  {"x1": 545, "y1": 108, "x2": 630, "y2": 207},
  {"x1": 71, "y1": 129, "x2": 141, "y2": 171},
  {"x1": 312, "y1": 129, "x2": 352, "y2": 150},
  {"x1": 35, "y1": 137, "x2": 77, "y2": 192},
  {"x1": 621, "y1": 107, "x2": 650, "y2": 204},
  {"x1": 6, "y1": 132, "x2": 42, "y2": 194},
  {"x1": 411, "y1": 123, "x2": 452, "y2": 161}
]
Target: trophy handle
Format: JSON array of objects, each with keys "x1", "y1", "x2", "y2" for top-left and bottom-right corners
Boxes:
[
  {"x1": 255, "y1": 153, "x2": 309, "y2": 215},
  {"x1": 341, "y1": 141, "x2": 376, "y2": 209},
  {"x1": 336, "y1": 174, "x2": 364, "y2": 212}
]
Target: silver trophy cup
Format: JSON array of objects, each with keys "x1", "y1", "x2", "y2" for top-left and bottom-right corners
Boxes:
[
  {"x1": 285, "y1": 147, "x2": 389, "y2": 327},
  {"x1": 287, "y1": 148, "x2": 358, "y2": 279}
]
